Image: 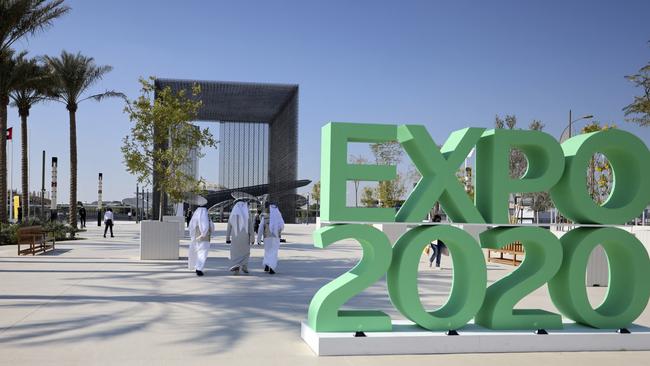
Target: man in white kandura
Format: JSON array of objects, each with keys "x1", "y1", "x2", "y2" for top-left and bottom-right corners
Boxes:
[
  {"x1": 257, "y1": 203, "x2": 284, "y2": 275},
  {"x1": 188, "y1": 206, "x2": 214, "y2": 277},
  {"x1": 226, "y1": 200, "x2": 255, "y2": 275}
]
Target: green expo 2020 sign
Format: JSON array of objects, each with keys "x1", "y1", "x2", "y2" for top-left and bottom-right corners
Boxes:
[{"x1": 306, "y1": 122, "x2": 650, "y2": 333}]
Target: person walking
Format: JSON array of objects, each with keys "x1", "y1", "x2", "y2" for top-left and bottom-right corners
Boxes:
[
  {"x1": 257, "y1": 203, "x2": 284, "y2": 274},
  {"x1": 186, "y1": 209, "x2": 193, "y2": 228},
  {"x1": 78, "y1": 204, "x2": 86, "y2": 228},
  {"x1": 188, "y1": 206, "x2": 214, "y2": 276},
  {"x1": 428, "y1": 214, "x2": 446, "y2": 269},
  {"x1": 226, "y1": 201, "x2": 255, "y2": 275},
  {"x1": 103, "y1": 208, "x2": 114, "y2": 238},
  {"x1": 253, "y1": 210, "x2": 261, "y2": 245}
]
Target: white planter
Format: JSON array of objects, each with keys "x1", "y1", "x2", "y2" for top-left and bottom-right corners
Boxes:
[
  {"x1": 315, "y1": 217, "x2": 330, "y2": 230},
  {"x1": 163, "y1": 215, "x2": 185, "y2": 239},
  {"x1": 373, "y1": 223, "x2": 409, "y2": 245},
  {"x1": 140, "y1": 221, "x2": 180, "y2": 260}
]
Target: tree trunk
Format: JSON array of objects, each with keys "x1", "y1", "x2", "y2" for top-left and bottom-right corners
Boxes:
[
  {"x1": 158, "y1": 191, "x2": 164, "y2": 222},
  {"x1": 0, "y1": 96, "x2": 8, "y2": 224},
  {"x1": 20, "y1": 111, "x2": 28, "y2": 221},
  {"x1": 354, "y1": 181, "x2": 359, "y2": 207},
  {"x1": 68, "y1": 106, "x2": 78, "y2": 230}
]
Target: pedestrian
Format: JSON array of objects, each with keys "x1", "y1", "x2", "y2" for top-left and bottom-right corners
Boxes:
[
  {"x1": 226, "y1": 200, "x2": 255, "y2": 275},
  {"x1": 186, "y1": 209, "x2": 193, "y2": 228},
  {"x1": 78, "y1": 204, "x2": 86, "y2": 228},
  {"x1": 257, "y1": 203, "x2": 284, "y2": 274},
  {"x1": 253, "y1": 210, "x2": 261, "y2": 245},
  {"x1": 188, "y1": 206, "x2": 214, "y2": 276},
  {"x1": 428, "y1": 214, "x2": 447, "y2": 269},
  {"x1": 103, "y1": 208, "x2": 114, "y2": 238}
]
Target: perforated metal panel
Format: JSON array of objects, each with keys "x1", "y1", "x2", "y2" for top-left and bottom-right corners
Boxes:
[{"x1": 152, "y1": 79, "x2": 299, "y2": 222}]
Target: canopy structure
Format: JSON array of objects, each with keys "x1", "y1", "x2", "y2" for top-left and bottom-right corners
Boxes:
[{"x1": 152, "y1": 78, "x2": 299, "y2": 222}]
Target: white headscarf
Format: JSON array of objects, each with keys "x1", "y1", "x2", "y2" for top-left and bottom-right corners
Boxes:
[
  {"x1": 228, "y1": 201, "x2": 249, "y2": 235},
  {"x1": 189, "y1": 207, "x2": 212, "y2": 240},
  {"x1": 269, "y1": 204, "x2": 284, "y2": 237}
]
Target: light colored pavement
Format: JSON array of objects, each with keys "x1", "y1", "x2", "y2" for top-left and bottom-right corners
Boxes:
[{"x1": 0, "y1": 221, "x2": 649, "y2": 365}]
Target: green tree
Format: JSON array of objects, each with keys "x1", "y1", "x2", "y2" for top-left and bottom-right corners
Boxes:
[
  {"x1": 43, "y1": 51, "x2": 122, "y2": 228},
  {"x1": 377, "y1": 176, "x2": 405, "y2": 208},
  {"x1": 360, "y1": 186, "x2": 376, "y2": 207},
  {"x1": 10, "y1": 53, "x2": 50, "y2": 218},
  {"x1": 349, "y1": 154, "x2": 368, "y2": 207},
  {"x1": 494, "y1": 114, "x2": 526, "y2": 178},
  {"x1": 456, "y1": 167, "x2": 474, "y2": 201},
  {"x1": 526, "y1": 120, "x2": 554, "y2": 222},
  {"x1": 581, "y1": 122, "x2": 615, "y2": 204},
  {"x1": 0, "y1": 0, "x2": 69, "y2": 223},
  {"x1": 370, "y1": 140, "x2": 404, "y2": 208},
  {"x1": 311, "y1": 180, "x2": 320, "y2": 208},
  {"x1": 624, "y1": 44, "x2": 650, "y2": 127},
  {"x1": 494, "y1": 115, "x2": 554, "y2": 222},
  {"x1": 370, "y1": 140, "x2": 402, "y2": 165},
  {"x1": 122, "y1": 77, "x2": 217, "y2": 221}
]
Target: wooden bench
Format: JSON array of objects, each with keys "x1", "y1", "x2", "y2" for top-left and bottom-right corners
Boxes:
[
  {"x1": 17, "y1": 226, "x2": 55, "y2": 256},
  {"x1": 487, "y1": 241, "x2": 524, "y2": 266}
]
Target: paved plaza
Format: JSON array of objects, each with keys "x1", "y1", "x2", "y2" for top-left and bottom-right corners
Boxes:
[{"x1": 0, "y1": 222, "x2": 649, "y2": 365}]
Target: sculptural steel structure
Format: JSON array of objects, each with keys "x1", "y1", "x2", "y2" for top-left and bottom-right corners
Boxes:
[{"x1": 152, "y1": 78, "x2": 299, "y2": 222}]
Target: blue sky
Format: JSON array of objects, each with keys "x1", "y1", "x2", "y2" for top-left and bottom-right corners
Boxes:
[{"x1": 7, "y1": 0, "x2": 650, "y2": 203}]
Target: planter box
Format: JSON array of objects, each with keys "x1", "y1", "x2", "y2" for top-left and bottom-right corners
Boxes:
[
  {"x1": 163, "y1": 215, "x2": 185, "y2": 239},
  {"x1": 315, "y1": 217, "x2": 330, "y2": 230},
  {"x1": 140, "y1": 221, "x2": 180, "y2": 260},
  {"x1": 373, "y1": 223, "x2": 410, "y2": 244}
]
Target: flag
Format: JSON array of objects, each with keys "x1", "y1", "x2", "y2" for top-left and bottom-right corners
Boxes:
[{"x1": 6, "y1": 127, "x2": 12, "y2": 140}]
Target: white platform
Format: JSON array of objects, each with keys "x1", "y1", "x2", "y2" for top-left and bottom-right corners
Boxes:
[
  {"x1": 140, "y1": 220, "x2": 180, "y2": 260},
  {"x1": 301, "y1": 320, "x2": 650, "y2": 356}
]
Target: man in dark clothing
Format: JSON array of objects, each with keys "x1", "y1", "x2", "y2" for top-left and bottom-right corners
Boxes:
[
  {"x1": 79, "y1": 205, "x2": 87, "y2": 228},
  {"x1": 186, "y1": 209, "x2": 193, "y2": 228},
  {"x1": 428, "y1": 214, "x2": 446, "y2": 269}
]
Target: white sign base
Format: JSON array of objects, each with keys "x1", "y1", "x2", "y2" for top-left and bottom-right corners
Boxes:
[{"x1": 301, "y1": 320, "x2": 650, "y2": 356}]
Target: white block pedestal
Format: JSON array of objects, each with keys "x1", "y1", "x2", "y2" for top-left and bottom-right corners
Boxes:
[
  {"x1": 372, "y1": 223, "x2": 410, "y2": 244},
  {"x1": 301, "y1": 320, "x2": 650, "y2": 356},
  {"x1": 140, "y1": 221, "x2": 180, "y2": 260},
  {"x1": 163, "y1": 215, "x2": 185, "y2": 239}
]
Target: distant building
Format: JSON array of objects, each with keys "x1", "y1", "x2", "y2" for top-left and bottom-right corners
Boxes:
[{"x1": 152, "y1": 79, "x2": 300, "y2": 222}]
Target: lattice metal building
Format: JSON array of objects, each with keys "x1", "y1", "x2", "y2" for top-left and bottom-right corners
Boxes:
[{"x1": 152, "y1": 79, "x2": 299, "y2": 222}]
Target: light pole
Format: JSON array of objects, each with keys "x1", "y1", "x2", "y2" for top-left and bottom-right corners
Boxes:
[
  {"x1": 306, "y1": 192, "x2": 310, "y2": 225},
  {"x1": 41, "y1": 151, "x2": 45, "y2": 223},
  {"x1": 97, "y1": 173, "x2": 103, "y2": 226},
  {"x1": 559, "y1": 110, "x2": 594, "y2": 142},
  {"x1": 136, "y1": 184, "x2": 139, "y2": 223},
  {"x1": 51, "y1": 157, "x2": 58, "y2": 221}
]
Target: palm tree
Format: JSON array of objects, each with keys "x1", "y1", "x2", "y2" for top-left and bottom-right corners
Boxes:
[
  {"x1": 0, "y1": 0, "x2": 69, "y2": 223},
  {"x1": 0, "y1": 48, "x2": 26, "y2": 223},
  {"x1": 43, "y1": 51, "x2": 122, "y2": 228},
  {"x1": 0, "y1": 0, "x2": 70, "y2": 52},
  {"x1": 10, "y1": 54, "x2": 50, "y2": 219}
]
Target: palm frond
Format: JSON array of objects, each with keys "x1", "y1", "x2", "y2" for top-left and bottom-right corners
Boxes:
[
  {"x1": 42, "y1": 50, "x2": 116, "y2": 105},
  {"x1": 0, "y1": 0, "x2": 70, "y2": 52},
  {"x1": 81, "y1": 90, "x2": 126, "y2": 103}
]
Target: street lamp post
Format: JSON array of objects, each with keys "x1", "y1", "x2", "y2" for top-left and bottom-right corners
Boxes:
[
  {"x1": 560, "y1": 110, "x2": 594, "y2": 142},
  {"x1": 40, "y1": 151, "x2": 45, "y2": 223},
  {"x1": 136, "y1": 184, "x2": 139, "y2": 223},
  {"x1": 97, "y1": 173, "x2": 103, "y2": 226}
]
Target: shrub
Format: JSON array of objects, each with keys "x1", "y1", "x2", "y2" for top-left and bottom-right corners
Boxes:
[
  {"x1": 0, "y1": 224, "x2": 18, "y2": 245},
  {"x1": 43, "y1": 221, "x2": 81, "y2": 241}
]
